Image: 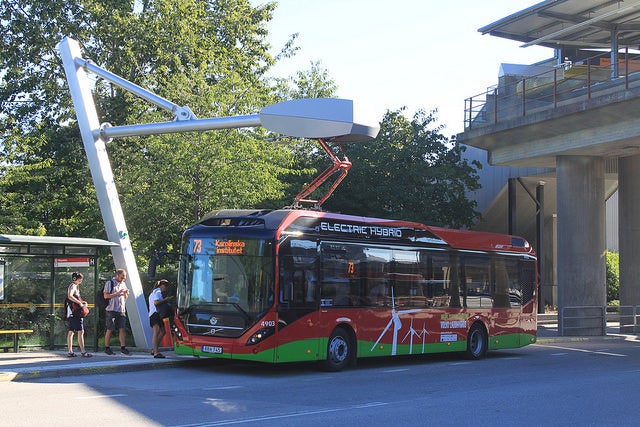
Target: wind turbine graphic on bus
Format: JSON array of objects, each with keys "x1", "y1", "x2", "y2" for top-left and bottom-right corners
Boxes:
[
  {"x1": 371, "y1": 287, "x2": 422, "y2": 355},
  {"x1": 402, "y1": 318, "x2": 428, "y2": 354}
]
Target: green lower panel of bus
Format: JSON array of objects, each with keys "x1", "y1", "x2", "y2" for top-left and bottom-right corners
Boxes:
[
  {"x1": 488, "y1": 333, "x2": 537, "y2": 350},
  {"x1": 173, "y1": 342, "x2": 268, "y2": 361},
  {"x1": 174, "y1": 342, "x2": 233, "y2": 359},
  {"x1": 275, "y1": 339, "x2": 322, "y2": 363},
  {"x1": 173, "y1": 332, "x2": 537, "y2": 363},
  {"x1": 361, "y1": 339, "x2": 467, "y2": 358},
  {"x1": 360, "y1": 332, "x2": 536, "y2": 358},
  {"x1": 174, "y1": 341, "x2": 314, "y2": 363}
]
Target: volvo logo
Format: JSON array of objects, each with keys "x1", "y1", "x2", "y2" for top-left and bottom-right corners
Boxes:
[{"x1": 209, "y1": 316, "x2": 218, "y2": 326}]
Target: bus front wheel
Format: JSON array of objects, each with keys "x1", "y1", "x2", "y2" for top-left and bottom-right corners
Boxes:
[
  {"x1": 466, "y1": 322, "x2": 488, "y2": 360},
  {"x1": 323, "y1": 328, "x2": 351, "y2": 371}
]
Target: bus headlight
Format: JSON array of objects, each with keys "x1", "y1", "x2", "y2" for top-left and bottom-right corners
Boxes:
[
  {"x1": 246, "y1": 327, "x2": 275, "y2": 346},
  {"x1": 173, "y1": 324, "x2": 183, "y2": 341}
]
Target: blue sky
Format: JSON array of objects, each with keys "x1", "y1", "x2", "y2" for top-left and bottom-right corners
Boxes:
[{"x1": 257, "y1": 0, "x2": 551, "y2": 135}]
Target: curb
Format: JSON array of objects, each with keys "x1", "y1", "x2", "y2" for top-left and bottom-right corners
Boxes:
[
  {"x1": 3, "y1": 333, "x2": 638, "y2": 382},
  {"x1": 10, "y1": 359, "x2": 189, "y2": 381},
  {"x1": 0, "y1": 372, "x2": 18, "y2": 382},
  {"x1": 0, "y1": 355, "x2": 204, "y2": 382},
  {"x1": 536, "y1": 334, "x2": 640, "y2": 344}
]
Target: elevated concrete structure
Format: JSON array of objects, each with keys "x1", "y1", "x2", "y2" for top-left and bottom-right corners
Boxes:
[
  {"x1": 463, "y1": 85, "x2": 640, "y2": 168},
  {"x1": 458, "y1": 0, "x2": 640, "y2": 335}
]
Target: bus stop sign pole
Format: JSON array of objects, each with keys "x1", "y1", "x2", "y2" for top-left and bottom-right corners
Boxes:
[{"x1": 57, "y1": 36, "x2": 379, "y2": 349}]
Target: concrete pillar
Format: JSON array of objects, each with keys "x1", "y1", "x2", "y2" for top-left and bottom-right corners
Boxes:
[
  {"x1": 618, "y1": 155, "x2": 640, "y2": 332},
  {"x1": 556, "y1": 156, "x2": 606, "y2": 335},
  {"x1": 536, "y1": 182, "x2": 545, "y2": 313}
]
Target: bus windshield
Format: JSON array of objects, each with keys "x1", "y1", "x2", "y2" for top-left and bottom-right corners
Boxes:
[{"x1": 178, "y1": 237, "x2": 274, "y2": 325}]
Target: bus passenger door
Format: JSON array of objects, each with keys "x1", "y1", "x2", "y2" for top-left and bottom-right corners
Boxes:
[{"x1": 276, "y1": 268, "x2": 321, "y2": 362}]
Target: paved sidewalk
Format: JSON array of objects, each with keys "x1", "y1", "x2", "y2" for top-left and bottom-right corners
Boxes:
[
  {"x1": 2, "y1": 324, "x2": 639, "y2": 382},
  {"x1": 0, "y1": 348, "x2": 196, "y2": 382}
]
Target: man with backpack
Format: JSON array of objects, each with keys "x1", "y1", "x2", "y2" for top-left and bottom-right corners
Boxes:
[{"x1": 103, "y1": 268, "x2": 131, "y2": 355}]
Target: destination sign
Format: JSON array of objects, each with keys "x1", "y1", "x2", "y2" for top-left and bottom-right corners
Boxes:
[{"x1": 215, "y1": 239, "x2": 245, "y2": 254}]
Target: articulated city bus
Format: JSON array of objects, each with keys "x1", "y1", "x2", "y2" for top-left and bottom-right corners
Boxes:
[{"x1": 172, "y1": 209, "x2": 537, "y2": 371}]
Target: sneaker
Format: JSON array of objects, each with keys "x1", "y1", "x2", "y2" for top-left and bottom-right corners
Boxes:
[
  {"x1": 81, "y1": 352, "x2": 93, "y2": 358},
  {"x1": 121, "y1": 348, "x2": 131, "y2": 356},
  {"x1": 153, "y1": 353, "x2": 166, "y2": 359},
  {"x1": 104, "y1": 347, "x2": 114, "y2": 355},
  {"x1": 67, "y1": 352, "x2": 77, "y2": 357}
]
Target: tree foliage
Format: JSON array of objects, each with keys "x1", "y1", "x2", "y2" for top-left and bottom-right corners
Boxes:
[
  {"x1": 606, "y1": 250, "x2": 619, "y2": 303},
  {"x1": 0, "y1": 0, "x2": 481, "y2": 277},
  {"x1": 0, "y1": 0, "x2": 300, "y2": 262},
  {"x1": 324, "y1": 109, "x2": 481, "y2": 228}
]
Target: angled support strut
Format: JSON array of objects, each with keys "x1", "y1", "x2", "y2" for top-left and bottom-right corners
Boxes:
[{"x1": 293, "y1": 138, "x2": 352, "y2": 209}]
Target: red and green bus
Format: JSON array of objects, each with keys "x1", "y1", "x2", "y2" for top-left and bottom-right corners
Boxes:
[{"x1": 172, "y1": 209, "x2": 537, "y2": 371}]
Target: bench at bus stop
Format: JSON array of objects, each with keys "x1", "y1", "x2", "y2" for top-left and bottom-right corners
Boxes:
[{"x1": 0, "y1": 329, "x2": 34, "y2": 353}]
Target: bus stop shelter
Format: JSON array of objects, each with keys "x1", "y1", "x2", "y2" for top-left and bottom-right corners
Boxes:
[{"x1": 0, "y1": 234, "x2": 117, "y2": 351}]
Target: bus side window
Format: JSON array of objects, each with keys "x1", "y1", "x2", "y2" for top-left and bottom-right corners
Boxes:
[
  {"x1": 292, "y1": 270, "x2": 305, "y2": 303},
  {"x1": 279, "y1": 273, "x2": 293, "y2": 305},
  {"x1": 304, "y1": 270, "x2": 317, "y2": 303},
  {"x1": 493, "y1": 257, "x2": 512, "y2": 308},
  {"x1": 367, "y1": 279, "x2": 388, "y2": 306},
  {"x1": 282, "y1": 269, "x2": 318, "y2": 308},
  {"x1": 427, "y1": 253, "x2": 456, "y2": 308},
  {"x1": 520, "y1": 259, "x2": 536, "y2": 306},
  {"x1": 448, "y1": 254, "x2": 462, "y2": 308}
]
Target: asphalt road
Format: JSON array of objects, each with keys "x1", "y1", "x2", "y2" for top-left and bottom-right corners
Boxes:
[{"x1": 2, "y1": 337, "x2": 639, "y2": 426}]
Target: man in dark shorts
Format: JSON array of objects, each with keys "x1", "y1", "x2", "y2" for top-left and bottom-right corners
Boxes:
[
  {"x1": 148, "y1": 279, "x2": 174, "y2": 358},
  {"x1": 103, "y1": 269, "x2": 131, "y2": 355}
]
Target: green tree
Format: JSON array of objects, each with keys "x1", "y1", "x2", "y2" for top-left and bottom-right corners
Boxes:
[
  {"x1": 0, "y1": 121, "x2": 101, "y2": 236},
  {"x1": 269, "y1": 61, "x2": 340, "y2": 207},
  {"x1": 606, "y1": 250, "x2": 619, "y2": 304},
  {"x1": 0, "y1": 0, "x2": 307, "y2": 264},
  {"x1": 324, "y1": 109, "x2": 481, "y2": 228}
]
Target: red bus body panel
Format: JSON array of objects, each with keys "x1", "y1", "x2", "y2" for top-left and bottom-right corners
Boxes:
[{"x1": 173, "y1": 209, "x2": 537, "y2": 364}]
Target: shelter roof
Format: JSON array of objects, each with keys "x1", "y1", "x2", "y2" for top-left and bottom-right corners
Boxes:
[
  {"x1": 480, "y1": 0, "x2": 640, "y2": 49},
  {"x1": 0, "y1": 234, "x2": 117, "y2": 247}
]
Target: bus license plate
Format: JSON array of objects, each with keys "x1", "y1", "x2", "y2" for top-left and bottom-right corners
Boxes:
[{"x1": 202, "y1": 345, "x2": 223, "y2": 354}]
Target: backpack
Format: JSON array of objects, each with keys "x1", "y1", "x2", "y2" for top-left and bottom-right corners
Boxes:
[
  {"x1": 96, "y1": 279, "x2": 115, "y2": 310},
  {"x1": 63, "y1": 297, "x2": 71, "y2": 320},
  {"x1": 63, "y1": 284, "x2": 78, "y2": 319}
]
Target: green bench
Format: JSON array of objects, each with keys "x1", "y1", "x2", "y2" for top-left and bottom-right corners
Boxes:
[{"x1": 0, "y1": 329, "x2": 34, "y2": 352}]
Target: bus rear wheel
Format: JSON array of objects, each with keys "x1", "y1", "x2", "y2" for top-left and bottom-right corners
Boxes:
[
  {"x1": 466, "y1": 323, "x2": 488, "y2": 360},
  {"x1": 323, "y1": 328, "x2": 351, "y2": 371}
]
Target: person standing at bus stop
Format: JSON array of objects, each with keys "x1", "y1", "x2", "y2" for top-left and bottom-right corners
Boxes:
[
  {"x1": 148, "y1": 279, "x2": 173, "y2": 358},
  {"x1": 66, "y1": 272, "x2": 92, "y2": 357},
  {"x1": 103, "y1": 268, "x2": 131, "y2": 355}
]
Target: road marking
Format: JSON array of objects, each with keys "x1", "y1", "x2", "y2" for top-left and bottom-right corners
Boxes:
[
  {"x1": 202, "y1": 386, "x2": 243, "y2": 391},
  {"x1": 170, "y1": 402, "x2": 389, "y2": 427},
  {"x1": 302, "y1": 376, "x2": 336, "y2": 382},
  {"x1": 383, "y1": 368, "x2": 409, "y2": 373},
  {"x1": 536, "y1": 343, "x2": 626, "y2": 357},
  {"x1": 591, "y1": 351, "x2": 626, "y2": 357}
]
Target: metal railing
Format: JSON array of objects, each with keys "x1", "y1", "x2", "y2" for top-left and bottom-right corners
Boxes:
[
  {"x1": 559, "y1": 305, "x2": 640, "y2": 336},
  {"x1": 464, "y1": 49, "x2": 640, "y2": 130}
]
